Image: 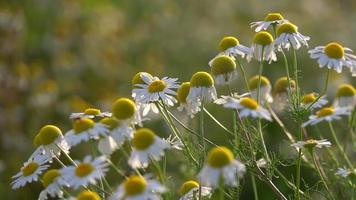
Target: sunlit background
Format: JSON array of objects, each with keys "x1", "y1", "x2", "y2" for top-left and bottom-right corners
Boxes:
[{"x1": 1, "y1": 0, "x2": 355, "y2": 199}]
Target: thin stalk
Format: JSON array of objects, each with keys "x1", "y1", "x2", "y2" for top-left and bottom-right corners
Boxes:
[
  {"x1": 307, "y1": 69, "x2": 330, "y2": 110},
  {"x1": 292, "y1": 47, "x2": 300, "y2": 106},
  {"x1": 56, "y1": 144, "x2": 77, "y2": 166},
  {"x1": 251, "y1": 173, "x2": 259, "y2": 200},
  {"x1": 203, "y1": 108, "x2": 234, "y2": 135},
  {"x1": 198, "y1": 103, "x2": 205, "y2": 200},
  {"x1": 54, "y1": 155, "x2": 66, "y2": 167},
  {"x1": 106, "y1": 159, "x2": 127, "y2": 178},
  {"x1": 236, "y1": 59, "x2": 250, "y2": 93},
  {"x1": 227, "y1": 84, "x2": 240, "y2": 148},
  {"x1": 295, "y1": 149, "x2": 302, "y2": 200},
  {"x1": 315, "y1": 125, "x2": 340, "y2": 167}
]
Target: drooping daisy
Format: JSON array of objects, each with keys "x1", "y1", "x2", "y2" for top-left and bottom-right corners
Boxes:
[
  {"x1": 248, "y1": 75, "x2": 273, "y2": 104},
  {"x1": 177, "y1": 82, "x2": 201, "y2": 118},
  {"x1": 187, "y1": 71, "x2": 217, "y2": 105},
  {"x1": 250, "y1": 13, "x2": 288, "y2": 32},
  {"x1": 11, "y1": 155, "x2": 50, "y2": 189},
  {"x1": 308, "y1": 42, "x2": 356, "y2": 76},
  {"x1": 272, "y1": 77, "x2": 296, "y2": 112},
  {"x1": 291, "y1": 139, "x2": 332, "y2": 150},
  {"x1": 301, "y1": 93, "x2": 328, "y2": 110},
  {"x1": 247, "y1": 31, "x2": 277, "y2": 63},
  {"x1": 64, "y1": 118, "x2": 109, "y2": 147},
  {"x1": 210, "y1": 55, "x2": 237, "y2": 85},
  {"x1": 112, "y1": 98, "x2": 142, "y2": 126},
  {"x1": 333, "y1": 84, "x2": 356, "y2": 108},
  {"x1": 97, "y1": 134, "x2": 118, "y2": 156},
  {"x1": 302, "y1": 106, "x2": 351, "y2": 127},
  {"x1": 179, "y1": 180, "x2": 212, "y2": 200},
  {"x1": 236, "y1": 97, "x2": 272, "y2": 121},
  {"x1": 128, "y1": 128, "x2": 170, "y2": 169},
  {"x1": 69, "y1": 108, "x2": 112, "y2": 119},
  {"x1": 274, "y1": 22, "x2": 310, "y2": 50},
  {"x1": 38, "y1": 169, "x2": 68, "y2": 200},
  {"x1": 100, "y1": 117, "x2": 134, "y2": 147},
  {"x1": 61, "y1": 156, "x2": 108, "y2": 189},
  {"x1": 198, "y1": 146, "x2": 246, "y2": 188},
  {"x1": 110, "y1": 175, "x2": 166, "y2": 200}
]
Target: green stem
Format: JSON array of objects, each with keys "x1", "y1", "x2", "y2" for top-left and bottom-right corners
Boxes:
[
  {"x1": 251, "y1": 173, "x2": 259, "y2": 200},
  {"x1": 236, "y1": 59, "x2": 250, "y2": 93},
  {"x1": 203, "y1": 108, "x2": 234, "y2": 135},
  {"x1": 54, "y1": 155, "x2": 66, "y2": 167},
  {"x1": 56, "y1": 144, "x2": 77, "y2": 166},
  {"x1": 199, "y1": 103, "x2": 206, "y2": 161},
  {"x1": 106, "y1": 159, "x2": 127, "y2": 178},
  {"x1": 295, "y1": 149, "x2": 302, "y2": 200},
  {"x1": 292, "y1": 47, "x2": 300, "y2": 107},
  {"x1": 307, "y1": 69, "x2": 330, "y2": 110}
]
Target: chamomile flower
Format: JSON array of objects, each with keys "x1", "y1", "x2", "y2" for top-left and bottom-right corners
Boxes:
[
  {"x1": 69, "y1": 108, "x2": 112, "y2": 119},
  {"x1": 64, "y1": 118, "x2": 109, "y2": 147},
  {"x1": 164, "y1": 134, "x2": 184, "y2": 151},
  {"x1": 247, "y1": 31, "x2": 277, "y2": 63},
  {"x1": 309, "y1": 42, "x2": 356, "y2": 75},
  {"x1": 71, "y1": 190, "x2": 101, "y2": 200},
  {"x1": 110, "y1": 175, "x2": 166, "y2": 200},
  {"x1": 38, "y1": 169, "x2": 67, "y2": 200},
  {"x1": 214, "y1": 93, "x2": 250, "y2": 108},
  {"x1": 302, "y1": 106, "x2": 351, "y2": 127},
  {"x1": 301, "y1": 93, "x2": 328, "y2": 110},
  {"x1": 187, "y1": 72, "x2": 217, "y2": 105},
  {"x1": 333, "y1": 84, "x2": 356, "y2": 108},
  {"x1": 11, "y1": 155, "x2": 50, "y2": 189},
  {"x1": 250, "y1": 13, "x2": 288, "y2": 32},
  {"x1": 198, "y1": 146, "x2": 246, "y2": 188},
  {"x1": 275, "y1": 22, "x2": 310, "y2": 50},
  {"x1": 128, "y1": 128, "x2": 170, "y2": 169},
  {"x1": 179, "y1": 180, "x2": 212, "y2": 200},
  {"x1": 97, "y1": 134, "x2": 118, "y2": 156},
  {"x1": 210, "y1": 55, "x2": 237, "y2": 85},
  {"x1": 335, "y1": 167, "x2": 355, "y2": 178},
  {"x1": 61, "y1": 156, "x2": 108, "y2": 189},
  {"x1": 249, "y1": 75, "x2": 273, "y2": 104},
  {"x1": 235, "y1": 97, "x2": 272, "y2": 121},
  {"x1": 112, "y1": 98, "x2": 142, "y2": 126},
  {"x1": 177, "y1": 82, "x2": 201, "y2": 118},
  {"x1": 100, "y1": 117, "x2": 134, "y2": 147},
  {"x1": 272, "y1": 77, "x2": 296, "y2": 112},
  {"x1": 291, "y1": 139, "x2": 331, "y2": 150}
]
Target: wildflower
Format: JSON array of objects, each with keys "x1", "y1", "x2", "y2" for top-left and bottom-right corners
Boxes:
[
  {"x1": 247, "y1": 31, "x2": 277, "y2": 63},
  {"x1": 291, "y1": 139, "x2": 331, "y2": 151},
  {"x1": 335, "y1": 167, "x2": 355, "y2": 178},
  {"x1": 177, "y1": 82, "x2": 201, "y2": 118},
  {"x1": 187, "y1": 72, "x2": 217, "y2": 105},
  {"x1": 309, "y1": 42, "x2": 356, "y2": 76},
  {"x1": 272, "y1": 77, "x2": 296, "y2": 112},
  {"x1": 128, "y1": 128, "x2": 170, "y2": 169},
  {"x1": 74, "y1": 190, "x2": 101, "y2": 200},
  {"x1": 179, "y1": 180, "x2": 212, "y2": 200},
  {"x1": 301, "y1": 93, "x2": 328, "y2": 110},
  {"x1": 110, "y1": 175, "x2": 166, "y2": 200},
  {"x1": 236, "y1": 97, "x2": 272, "y2": 121},
  {"x1": 100, "y1": 117, "x2": 134, "y2": 147},
  {"x1": 249, "y1": 75, "x2": 273, "y2": 103},
  {"x1": 250, "y1": 13, "x2": 288, "y2": 32},
  {"x1": 302, "y1": 106, "x2": 351, "y2": 127},
  {"x1": 198, "y1": 146, "x2": 246, "y2": 188},
  {"x1": 275, "y1": 22, "x2": 310, "y2": 50},
  {"x1": 210, "y1": 55, "x2": 237, "y2": 85},
  {"x1": 11, "y1": 155, "x2": 50, "y2": 189},
  {"x1": 164, "y1": 134, "x2": 184, "y2": 151},
  {"x1": 333, "y1": 84, "x2": 356, "y2": 108},
  {"x1": 112, "y1": 98, "x2": 141, "y2": 126},
  {"x1": 61, "y1": 156, "x2": 108, "y2": 189},
  {"x1": 214, "y1": 93, "x2": 250, "y2": 108},
  {"x1": 69, "y1": 108, "x2": 111, "y2": 119},
  {"x1": 64, "y1": 118, "x2": 109, "y2": 147},
  {"x1": 38, "y1": 169, "x2": 67, "y2": 200}
]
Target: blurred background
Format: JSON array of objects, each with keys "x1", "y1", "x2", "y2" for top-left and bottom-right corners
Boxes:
[{"x1": 1, "y1": 0, "x2": 356, "y2": 199}]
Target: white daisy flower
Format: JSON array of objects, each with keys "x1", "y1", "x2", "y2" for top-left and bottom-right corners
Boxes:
[
  {"x1": 272, "y1": 77, "x2": 296, "y2": 112},
  {"x1": 179, "y1": 180, "x2": 212, "y2": 200},
  {"x1": 274, "y1": 22, "x2": 310, "y2": 50},
  {"x1": 333, "y1": 84, "x2": 356, "y2": 108},
  {"x1": 248, "y1": 75, "x2": 273, "y2": 104},
  {"x1": 128, "y1": 128, "x2": 170, "y2": 169},
  {"x1": 112, "y1": 98, "x2": 142, "y2": 126},
  {"x1": 209, "y1": 55, "x2": 238, "y2": 85},
  {"x1": 308, "y1": 42, "x2": 356, "y2": 76},
  {"x1": 247, "y1": 31, "x2": 277, "y2": 63},
  {"x1": 198, "y1": 146, "x2": 246, "y2": 188},
  {"x1": 61, "y1": 155, "x2": 108, "y2": 189},
  {"x1": 67, "y1": 190, "x2": 101, "y2": 200},
  {"x1": 335, "y1": 167, "x2": 354, "y2": 178},
  {"x1": 64, "y1": 118, "x2": 109, "y2": 147},
  {"x1": 301, "y1": 93, "x2": 328, "y2": 110},
  {"x1": 214, "y1": 92, "x2": 250, "y2": 108},
  {"x1": 69, "y1": 108, "x2": 112, "y2": 119},
  {"x1": 131, "y1": 72, "x2": 154, "y2": 98},
  {"x1": 291, "y1": 139, "x2": 332, "y2": 150},
  {"x1": 110, "y1": 175, "x2": 166, "y2": 200},
  {"x1": 302, "y1": 106, "x2": 351, "y2": 127},
  {"x1": 177, "y1": 82, "x2": 201, "y2": 118},
  {"x1": 164, "y1": 134, "x2": 184, "y2": 151},
  {"x1": 187, "y1": 72, "x2": 217, "y2": 105},
  {"x1": 38, "y1": 169, "x2": 68, "y2": 200},
  {"x1": 250, "y1": 13, "x2": 288, "y2": 32},
  {"x1": 11, "y1": 155, "x2": 50, "y2": 189}
]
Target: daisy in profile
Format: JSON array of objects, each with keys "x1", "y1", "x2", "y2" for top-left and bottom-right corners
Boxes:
[
  {"x1": 61, "y1": 156, "x2": 108, "y2": 189},
  {"x1": 301, "y1": 93, "x2": 328, "y2": 110},
  {"x1": 272, "y1": 77, "x2": 296, "y2": 112},
  {"x1": 333, "y1": 84, "x2": 356, "y2": 108},
  {"x1": 69, "y1": 108, "x2": 111, "y2": 119},
  {"x1": 335, "y1": 167, "x2": 355, "y2": 178},
  {"x1": 308, "y1": 42, "x2": 356, "y2": 76},
  {"x1": 110, "y1": 175, "x2": 166, "y2": 200},
  {"x1": 210, "y1": 55, "x2": 237, "y2": 85},
  {"x1": 250, "y1": 13, "x2": 288, "y2": 32},
  {"x1": 177, "y1": 82, "x2": 201, "y2": 118},
  {"x1": 274, "y1": 22, "x2": 310, "y2": 50},
  {"x1": 11, "y1": 155, "x2": 50, "y2": 189},
  {"x1": 248, "y1": 75, "x2": 273, "y2": 104},
  {"x1": 302, "y1": 106, "x2": 351, "y2": 127},
  {"x1": 179, "y1": 180, "x2": 212, "y2": 200},
  {"x1": 70, "y1": 190, "x2": 101, "y2": 200},
  {"x1": 247, "y1": 31, "x2": 277, "y2": 63},
  {"x1": 64, "y1": 118, "x2": 109, "y2": 147},
  {"x1": 112, "y1": 98, "x2": 142, "y2": 126},
  {"x1": 38, "y1": 169, "x2": 68, "y2": 200},
  {"x1": 291, "y1": 139, "x2": 331, "y2": 150},
  {"x1": 128, "y1": 128, "x2": 170, "y2": 169},
  {"x1": 198, "y1": 146, "x2": 246, "y2": 188},
  {"x1": 187, "y1": 71, "x2": 217, "y2": 105}
]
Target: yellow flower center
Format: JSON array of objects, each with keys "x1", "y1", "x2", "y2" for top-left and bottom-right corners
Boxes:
[
  {"x1": 316, "y1": 107, "x2": 335, "y2": 118},
  {"x1": 219, "y1": 36, "x2": 239, "y2": 51},
  {"x1": 324, "y1": 42, "x2": 344, "y2": 59},
  {"x1": 75, "y1": 163, "x2": 94, "y2": 177},
  {"x1": 304, "y1": 140, "x2": 318, "y2": 149},
  {"x1": 253, "y1": 31, "x2": 274, "y2": 46},
  {"x1": 132, "y1": 72, "x2": 153, "y2": 86},
  {"x1": 301, "y1": 93, "x2": 316, "y2": 104},
  {"x1": 336, "y1": 84, "x2": 356, "y2": 97},
  {"x1": 211, "y1": 55, "x2": 236, "y2": 75},
  {"x1": 180, "y1": 180, "x2": 199, "y2": 195},
  {"x1": 264, "y1": 13, "x2": 284, "y2": 22},
  {"x1": 207, "y1": 146, "x2": 234, "y2": 168},
  {"x1": 132, "y1": 128, "x2": 156, "y2": 150},
  {"x1": 177, "y1": 82, "x2": 191, "y2": 103},
  {"x1": 38, "y1": 125, "x2": 62, "y2": 145},
  {"x1": 190, "y1": 71, "x2": 214, "y2": 87},
  {"x1": 277, "y1": 23, "x2": 297, "y2": 36},
  {"x1": 148, "y1": 80, "x2": 167, "y2": 93},
  {"x1": 76, "y1": 191, "x2": 101, "y2": 200},
  {"x1": 73, "y1": 119, "x2": 95, "y2": 134},
  {"x1": 99, "y1": 118, "x2": 119, "y2": 130},
  {"x1": 42, "y1": 169, "x2": 61, "y2": 188},
  {"x1": 273, "y1": 77, "x2": 296, "y2": 94},
  {"x1": 84, "y1": 108, "x2": 101, "y2": 115},
  {"x1": 124, "y1": 175, "x2": 147, "y2": 196},
  {"x1": 33, "y1": 134, "x2": 42, "y2": 147},
  {"x1": 112, "y1": 98, "x2": 136, "y2": 120},
  {"x1": 240, "y1": 97, "x2": 259, "y2": 110},
  {"x1": 248, "y1": 75, "x2": 271, "y2": 90},
  {"x1": 22, "y1": 162, "x2": 39, "y2": 177}
]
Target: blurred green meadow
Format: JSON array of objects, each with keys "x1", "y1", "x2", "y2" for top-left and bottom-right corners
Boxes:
[{"x1": 1, "y1": 0, "x2": 356, "y2": 199}]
